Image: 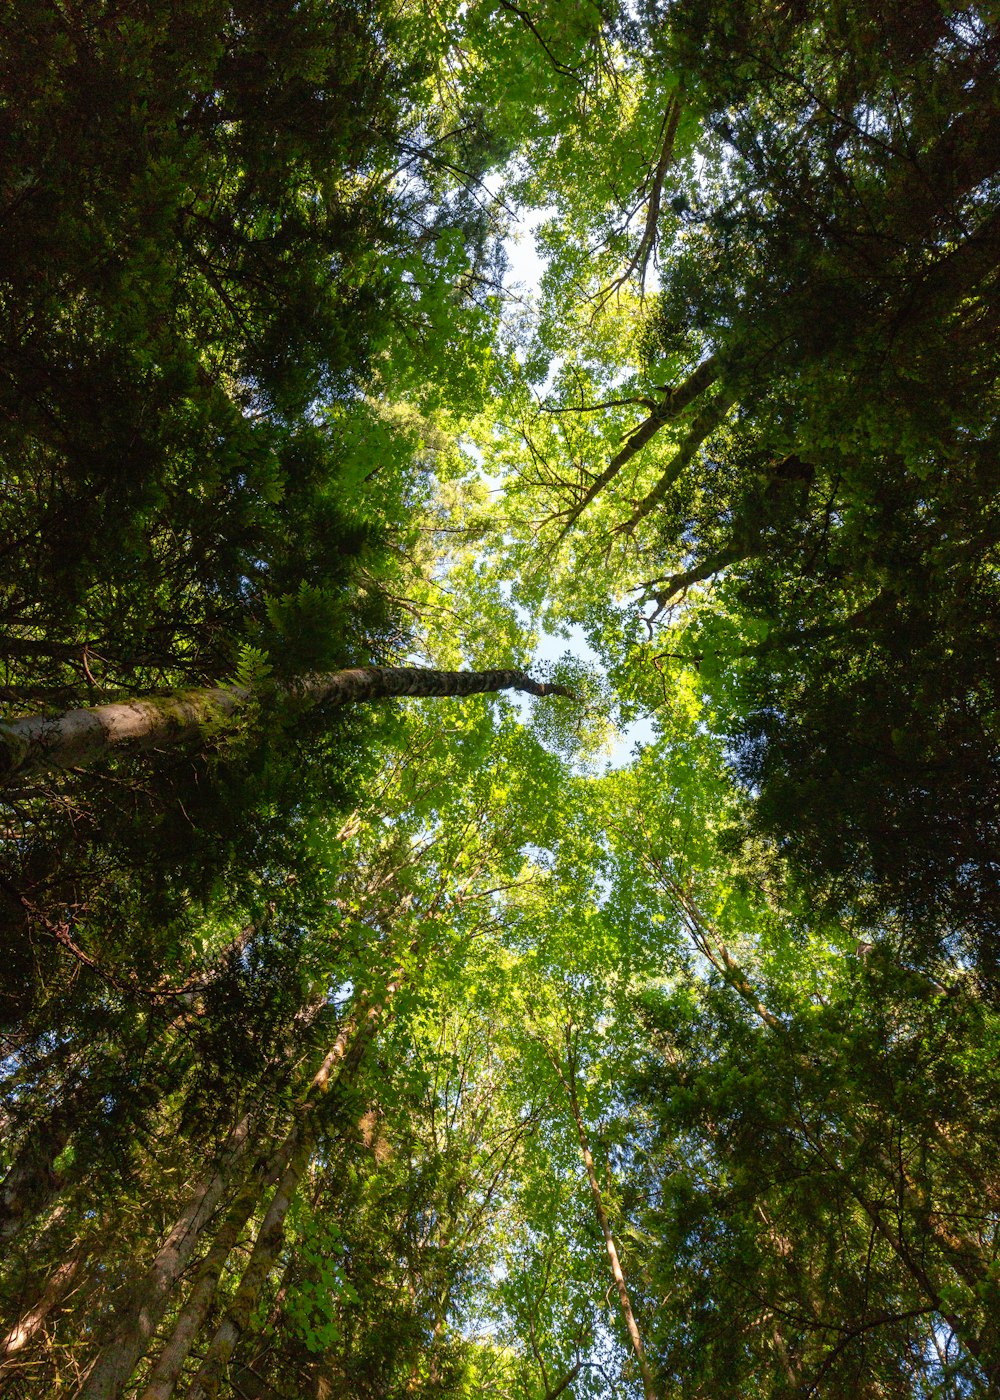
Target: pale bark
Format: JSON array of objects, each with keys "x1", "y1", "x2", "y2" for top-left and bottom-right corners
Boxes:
[
  {"x1": 75, "y1": 1114, "x2": 255, "y2": 1400},
  {"x1": 184, "y1": 996, "x2": 388, "y2": 1400},
  {"x1": 0, "y1": 1251, "x2": 85, "y2": 1364},
  {"x1": 183, "y1": 1142, "x2": 311, "y2": 1400},
  {"x1": 0, "y1": 668, "x2": 572, "y2": 786},
  {"x1": 129, "y1": 1005, "x2": 366, "y2": 1400},
  {"x1": 137, "y1": 1177, "x2": 262, "y2": 1400}
]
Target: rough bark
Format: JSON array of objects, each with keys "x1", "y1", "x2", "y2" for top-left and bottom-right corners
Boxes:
[{"x1": 0, "y1": 668, "x2": 572, "y2": 786}]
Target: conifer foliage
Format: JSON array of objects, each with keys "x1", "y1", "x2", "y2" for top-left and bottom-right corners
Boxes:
[{"x1": 2, "y1": 2, "x2": 999, "y2": 1397}]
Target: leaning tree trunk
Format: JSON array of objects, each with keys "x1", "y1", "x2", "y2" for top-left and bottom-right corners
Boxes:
[
  {"x1": 0, "y1": 667, "x2": 572, "y2": 786},
  {"x1": 76, "y1": 997, "x2": 344, "y2": 1400},
  {"x1": 184, "y1": 991, "x2": 392, "y2": 1400},
  {"x1": 74, "y1": 1114, "x2": 259, "y2": 1400},
  {"x1": 0, "y1": 1250, "x2": 87, "y2": 1367},
  {"x1": 137, "y1": 1005, "x2": 372, "y2": 1400},
  {"x1": 0, "y1": 1101, "x2": 80, "y2": 1245}
]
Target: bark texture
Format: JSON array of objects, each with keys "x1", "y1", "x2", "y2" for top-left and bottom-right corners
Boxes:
[
  {"x1": 75, "y1": 1115, "x2": 255, "y2": 1400},
  {"x1": 185, "y1": 996, "x2": 387, "y2": 1400},
  {"x1": 0, "y1": 1253, "x2": 85, "y2": 1364},
  {"x1": 0, "y1": 668, "x2": 573, "y2": 786}
]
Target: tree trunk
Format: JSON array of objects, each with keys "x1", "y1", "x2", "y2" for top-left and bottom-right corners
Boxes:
[
  {"x1": 185, "y1": 995, "x2": 389, "y2": 1400},
  {"x1": 0, "y1": 667, "x2": 572, "y2": 786},
  {"x1": 75, "y1": 1114, "x2": 256, "y2": 1400},
  {"x1": 0, "y1": 1250, "x2": 86, "y2": 1365},
  {"x1": 547, "y1": 1033, "x2": 656, "y2": 1400},
  {"x1": 137, "y1": 1176, "x2": 263, "y2": 1400},
  {"x1": 0, "y1": 1105, "x2": 77, "y2": 1244},
  {"x1": 139, "y1": 1006, "x2": 369, "y2": 1400},
  {"x1": 555, "y1": 353, "x2": 719, "y2": 534}
]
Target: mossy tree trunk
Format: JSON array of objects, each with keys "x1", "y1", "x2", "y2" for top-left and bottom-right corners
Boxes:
[{"x1": 0, "y1": 668, "x2": 572, "y2": 786}]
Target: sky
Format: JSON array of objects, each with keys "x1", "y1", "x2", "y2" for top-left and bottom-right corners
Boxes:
[{"x1": 500, "y1": 210, "x2": 657, "y2": 770}]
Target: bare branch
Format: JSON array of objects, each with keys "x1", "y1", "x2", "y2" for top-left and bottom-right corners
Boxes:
[
  {"x1": 592, "y1": 93, "x2": 684, "y2": 309},
  {"x1": 496, "y1": 0, "x2": 583, "y2": 79}
]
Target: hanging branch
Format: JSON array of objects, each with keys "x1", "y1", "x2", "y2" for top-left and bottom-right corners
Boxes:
[{"x1": 495, "y1": 0, "x2": 584, "y2": 79}]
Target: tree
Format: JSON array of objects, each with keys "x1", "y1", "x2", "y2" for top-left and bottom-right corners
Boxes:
[
  {"x1": 4, "y1": 2, "x2": 1000, "y2": 1396},
  {"x1": 479, "y1": 0, "x2": 1000, "y2": 969},
  {"x1": 0, "y1": 0, "x2": 512, "y2": 1060},
  {"x1": 0, "y1": 665, "x2": 572, "y2": 784},
  {"x1": 630, "y1": 938, "x2": 1000, "y2": 1395}
]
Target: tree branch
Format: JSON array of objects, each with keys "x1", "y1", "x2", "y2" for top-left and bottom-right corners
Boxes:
[
  {"x1": 616, "y1": 386, "x2": 736, "y2": 537},
  {"x1": 552, "y1": 354, "x2": 720, "y2": 537}
]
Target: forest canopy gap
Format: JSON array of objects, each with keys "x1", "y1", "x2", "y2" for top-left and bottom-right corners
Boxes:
[{"x1": 1, "y1": 2, "x2": 999, "y2": 1397}]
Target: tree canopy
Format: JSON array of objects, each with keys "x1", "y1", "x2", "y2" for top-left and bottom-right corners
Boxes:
[{"x1": 2, "y1": 2, "x2": 999, "y2": 1396}]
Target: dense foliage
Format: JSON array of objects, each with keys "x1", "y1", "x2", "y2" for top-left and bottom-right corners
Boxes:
[{"x1": 1, "y1": 2, "x2": 998, "y2": 1397}]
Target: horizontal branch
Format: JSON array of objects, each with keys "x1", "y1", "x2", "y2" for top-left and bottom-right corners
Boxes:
[{"x1": 0, "y1": 668, "x2": 574, "y2": 786}]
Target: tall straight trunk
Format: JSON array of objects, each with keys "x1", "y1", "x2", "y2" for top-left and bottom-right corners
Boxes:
[
  {"x1": 78, "y1": 999, "x2": 347, "y2": 1400},
  {"x1": 136, "y1": 1176, "x2": 262, "y2": 1400},
  {"x1": 0, "y1": 667, "x2": 571, "y2": 785},
  {"x1": 0, "y1": 1103, "x2": 78, "y2": 1244},
  {"x1": 546, "y1": 1035, "x2": 656, "y2": 1400},
  {"x1": 139, "y1": 1007, "x2": 368, "y2": 1400},
  {"x1": 2, "y1": 925, "x2": 263, "y2": 1247},
  {"x1": 185, "y1": 992, "x2": 394, "y2": 1400},
  {"x1": 75, "y1": 1114, "x2": 256, "y2": 1400},
  {"x1": 183, "y1": 1137, "x2": 313, "y2": 1400}
]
